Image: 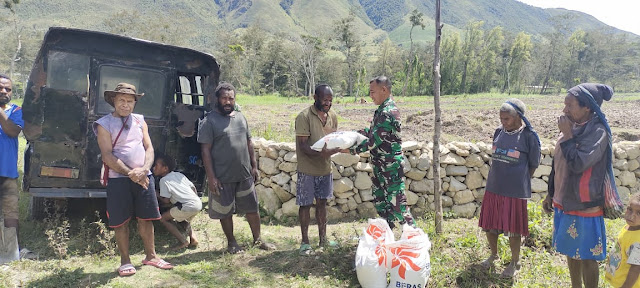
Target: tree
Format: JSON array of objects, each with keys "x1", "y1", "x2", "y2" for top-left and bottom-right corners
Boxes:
[
  {"x1": 241, "y1": 24, "x2": 267, "y2": 95},
  {"x1": 334, "y1": 10, "x2": 360, "y2": 99},
  {"x1": 432, "y1": 0, "x2": 443, "y2": 234},
  {"x1": 2, "y1": 0, "x2": 20, "y2": 80},
  {"x1": 460, "y1": 21, "x2": 484, "y2": 93},
  {"x1": 476, "y1": 26, "x2": 503, "y2": 93},
  {"x1": 441, "y1": 33, "x2": 463, "y2": 94},
  {"x1": 538, "y1": 15, "x2": 570, "y2": 94},
  {"x1": 402, "y1": 9, "x2": 425, "y2": 96},
  {"x1": 298, "y1": 34, "x2": 323, "y2": 97},
  {"x1": 261, "y1": 34, "x2": 291, "y2": 95}
]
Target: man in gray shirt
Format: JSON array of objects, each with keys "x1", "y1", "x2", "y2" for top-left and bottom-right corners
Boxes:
[{"x1": 198, "y1": 82, "x2": 275, "y2": 254}]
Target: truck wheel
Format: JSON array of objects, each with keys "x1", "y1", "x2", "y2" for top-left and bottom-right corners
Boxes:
[{"x1": 28, "y1": 196, "x2": 48, "y2": 220}]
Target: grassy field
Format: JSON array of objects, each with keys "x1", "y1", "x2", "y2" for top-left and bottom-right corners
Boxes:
[{"x1": 2, "y1": 95, "x2": 631, "y2": 287}]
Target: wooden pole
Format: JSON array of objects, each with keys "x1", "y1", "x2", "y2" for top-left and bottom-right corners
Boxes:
[{"x1": 432, "y1": 0, "x2": 444, "y2": 234}]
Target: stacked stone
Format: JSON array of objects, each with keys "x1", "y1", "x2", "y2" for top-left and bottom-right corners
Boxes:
[{"x1": 250, "y1": 138, "x2": 640, "y2": 220}]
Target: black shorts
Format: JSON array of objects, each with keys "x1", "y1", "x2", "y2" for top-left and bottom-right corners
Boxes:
[{"x1": 106, "y1": 175, "x2": 160, "y2": 228}]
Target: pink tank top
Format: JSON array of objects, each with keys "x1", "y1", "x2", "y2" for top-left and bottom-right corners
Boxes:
[{"x1": 93, "y1": 113, "x2": 148, "y2": 178}]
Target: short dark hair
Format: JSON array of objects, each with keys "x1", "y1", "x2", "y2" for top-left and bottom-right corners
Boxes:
[
  {"x1": 370, "y1": 76, "x2": 392, "y2": 90},
  {"x1": 314, "y1": 84, "x2": 333, "y2": 97},
  {"x1": 0, "y1": 73, "x2": 11, "y2": 81},
  {"x1": 215, "y1": 82, "x2": 236, "y2": 98},
  {"x1": 155, "y1": 153, "x2": 176, "y2": 172}
]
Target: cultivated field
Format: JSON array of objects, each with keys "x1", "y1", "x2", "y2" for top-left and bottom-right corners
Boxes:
[{"x1": 3, "y1": 92, "x2": 637, "y2": 287}]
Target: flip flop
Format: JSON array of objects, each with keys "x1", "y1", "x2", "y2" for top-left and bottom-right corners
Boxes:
[
  {"x1": 117, "y1": 263, "x2": 136, "y2": 276},
  {"x1": 142, "y1": 259, "x2": 174, "y2": 270},
  {"x1": 299, "y1": 243, "x2": 313, "y2": 256}
]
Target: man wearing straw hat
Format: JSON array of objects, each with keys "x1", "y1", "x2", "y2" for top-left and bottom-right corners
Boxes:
[{"x1": 94, "y1": 83, "x2": 173, "y2": 276}]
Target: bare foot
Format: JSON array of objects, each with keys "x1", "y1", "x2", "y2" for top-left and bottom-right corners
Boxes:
[
  {"x1": 171, "y1": 241, "x2": 190, "y2": 250},
  {"x1": 188, "y1": 239, "x2": 199, "y2": 249},
  {"x1": 226, "y1": 242, "x2": 244, "y2": 254},
  {"x1": 501, "y1": 262, "x2": 520, "y2": 278},
  {"x1": 480, "y1": 254, "x2": 499, "y2": 269}
]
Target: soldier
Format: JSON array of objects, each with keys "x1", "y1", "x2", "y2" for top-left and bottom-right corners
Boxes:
[{"x1": 349, "y1": 76, "x2": 414, "y2": 228}]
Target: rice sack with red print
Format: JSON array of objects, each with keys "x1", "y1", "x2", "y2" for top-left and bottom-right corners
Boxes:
[
  {"x1": 356, "y1": 218, "x2": 395, "y2": 288},
  {"x1": 386, "y1": 224, "x2": 431, "y2": 288}
]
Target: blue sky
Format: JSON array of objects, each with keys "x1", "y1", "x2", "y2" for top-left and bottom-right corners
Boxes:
[{"x1": 516, "y1": 0, "x2": 640, "y2": 36}]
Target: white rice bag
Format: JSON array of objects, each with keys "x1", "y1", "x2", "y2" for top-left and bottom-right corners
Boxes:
[
  {"x1": 311, "y1": 131, "x2": 367, "y2": 151},
  {"x1": 355, "y1": 219, "x2": 395, "y2": 288},
  {"x1": 386, "y1": 224, "x2": 431, "y2": 288}
]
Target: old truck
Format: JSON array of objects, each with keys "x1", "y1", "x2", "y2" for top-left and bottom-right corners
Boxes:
[{"x1": 21, "y1": 27, "x2": 219, "y2": 218}]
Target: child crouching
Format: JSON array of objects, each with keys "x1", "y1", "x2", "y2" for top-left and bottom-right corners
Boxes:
[
  {"x1": 153, "y1": 154, "x2": 202, "y2": 250},
  {"x1": 606, "y1": 192, "x2": 640, "y2": 288}
]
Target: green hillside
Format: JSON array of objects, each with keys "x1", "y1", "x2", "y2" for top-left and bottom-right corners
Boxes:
[{"x1": 3, "y1": 0, "x2": 634, "y2": 50}]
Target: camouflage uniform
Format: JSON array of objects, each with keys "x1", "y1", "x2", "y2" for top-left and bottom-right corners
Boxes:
[{"x1": 350, "y1": 97, "x2": 414, "y2": 228}]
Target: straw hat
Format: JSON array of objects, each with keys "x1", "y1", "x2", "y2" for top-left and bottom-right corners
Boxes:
[{"x1": 104, "y1": 83, "x2": 144, "y2": 107}]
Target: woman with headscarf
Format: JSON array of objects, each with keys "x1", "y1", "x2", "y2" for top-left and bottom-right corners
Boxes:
[
  {"x1": 542, "y1": 83, "x2": 615, "y2": 288},
  {"x1": 478, "y1": 98, "x2": 541, "y2": 277}
]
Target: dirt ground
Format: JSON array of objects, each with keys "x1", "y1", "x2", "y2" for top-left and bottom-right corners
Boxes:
[{"x1": 243, "y1": 93, "x2": 640, "y2": 144}]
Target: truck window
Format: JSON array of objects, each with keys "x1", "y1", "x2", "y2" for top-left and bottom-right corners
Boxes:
[
  {"x1": 175, "y1": 74, "x2": 205, "y2": 106},
  {"x1": 97, "y1": 65, "x2": 166, "y2": 119},
  {"x1": 46, "y1": 51, "x2": 89, "y2": 93}
]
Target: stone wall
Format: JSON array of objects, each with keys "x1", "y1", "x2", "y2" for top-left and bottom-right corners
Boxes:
[{"x1": 252, "y1": 139, "x2": 640, "y2": 220}]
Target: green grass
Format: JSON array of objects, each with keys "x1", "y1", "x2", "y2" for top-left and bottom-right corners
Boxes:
[{"x1": 5, "y1": 94, "x2": 633, "y2": 287}]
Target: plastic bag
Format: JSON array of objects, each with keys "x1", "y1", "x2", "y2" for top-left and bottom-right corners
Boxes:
[
  {"x1": 311, "y1": 131, "x2": 367, "y2": 151},
  {"x1": 386, "y1": 224, "x2": 431, "y2": 288},
  {"x1": 356, "y1": 219, "x2": 394, "y2": 288}
]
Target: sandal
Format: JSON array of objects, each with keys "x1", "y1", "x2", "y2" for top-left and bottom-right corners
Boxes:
[
  {"x1": 142, "y1": 259, "x2": 174, "y2": 270},
  {"x1": 299, "y1": 243, "x2": 313, "y2": 256},
  {"x1": 117, "y1": 263, "x2": 137, "y2": 276},
  {"x1": 19, "y1": 248, "x2": 39, "y2": 260}
]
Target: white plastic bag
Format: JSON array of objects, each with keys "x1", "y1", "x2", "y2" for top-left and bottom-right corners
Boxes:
[
  {"x1": 311, "y1": 131, "x2": 367, "y2": 151},
  {"x1": 356, "y1": 219, "x2": 395, "y2": 288},
  {"x1": 386, "y1": 224, "x2": 431, "y2": 288}
]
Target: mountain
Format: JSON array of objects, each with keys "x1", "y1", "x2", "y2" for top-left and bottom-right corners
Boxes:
[{"x1": 1, "y1": 0, "x2": 637, "y2": 54}]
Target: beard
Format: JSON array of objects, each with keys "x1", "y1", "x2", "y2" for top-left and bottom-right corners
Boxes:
[
  {"x1": 314, "y1": 101, "x2": 330, "y2": 113},
  {"x1": 217, "y1": 103, "x2": 234, "y2": 115},
  {"x1": 0, "y1": 96, "x2": 9, "y2": 106}
]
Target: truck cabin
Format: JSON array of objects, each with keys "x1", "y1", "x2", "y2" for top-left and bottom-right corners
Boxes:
[{"x1": 21, "y1": 27, "x2": 219, "y2": 215}]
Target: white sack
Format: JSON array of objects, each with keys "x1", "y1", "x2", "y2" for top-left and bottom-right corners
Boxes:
[
  {"x1": 386, "y1": 224, "x2": 431, "y2": 288},
  {"x1": 355, "y1": 218, "x2": 395, "y2": 288},
  {"x1": 311, "y1": 131, "x2": 367, "y2": 151}
]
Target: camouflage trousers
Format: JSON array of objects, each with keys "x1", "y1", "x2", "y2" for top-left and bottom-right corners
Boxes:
[{"x1": 372, "y1": 166, "x2": 414, "y2": 228}]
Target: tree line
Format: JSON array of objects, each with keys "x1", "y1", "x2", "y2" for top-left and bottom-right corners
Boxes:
[{"x1": 1, "y1": 8, "x2": 639, "y2": 99}]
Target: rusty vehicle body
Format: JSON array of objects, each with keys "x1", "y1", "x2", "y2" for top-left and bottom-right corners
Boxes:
[{"x1": 21, "y1": 27, "x2": 219, "y2": 218}]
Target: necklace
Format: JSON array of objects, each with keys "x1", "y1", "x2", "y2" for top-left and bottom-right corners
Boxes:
[{"x1": 503, "y1": 125, "x2": 524, "y2": 135}]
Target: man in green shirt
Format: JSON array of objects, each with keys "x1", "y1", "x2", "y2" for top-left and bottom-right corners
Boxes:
[{"x1": 295, "y1": 84, "x2": 340, "y2": 255}]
